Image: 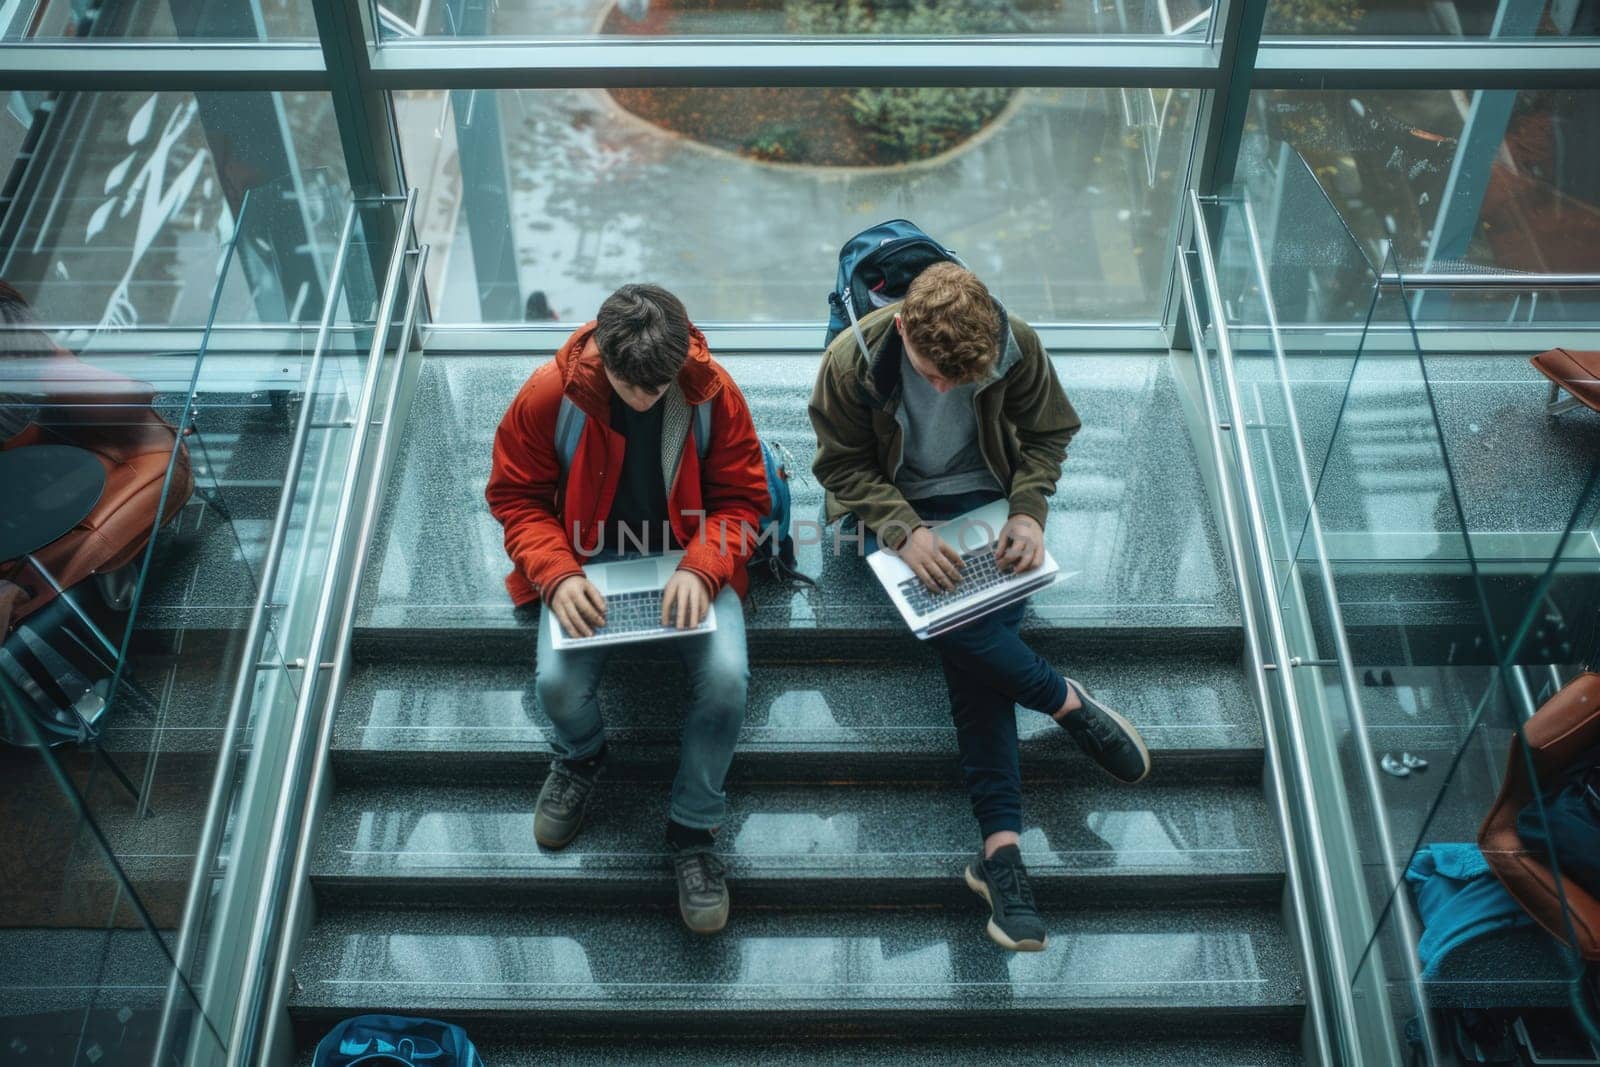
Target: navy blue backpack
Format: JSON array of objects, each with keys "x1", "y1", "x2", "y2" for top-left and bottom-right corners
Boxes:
[
  {"x1": 312, "y1": 1015, "x2": 485, "y2": 1067},
  {"x1": 825, "y1": 219, "x2": 964, "y2": 359},
  {"x1": 554, "y1": 396, "x2": 812, "y2": 584}
]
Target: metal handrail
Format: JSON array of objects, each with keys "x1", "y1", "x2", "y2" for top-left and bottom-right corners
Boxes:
[
  {"x1": 1236, "y1": 191, "x2": 1443, "y2": 1059},
  {"x1": 1381, "y1": 272, "x2": 1600, "y2": 290},
  {"x1": 1188, "y1": 187, "x2": 1422, "y2": 1060},
  {"x1": 255, "y1": 240, "x2": 429, "y2": 1064},
  {"x1": 150, "y1": 195, "x2": 363, "y2": 1066},
  {"x1": 1175, "y1": 246, "x2": 1340, "y2": 1065},
  {"x1": 227, "y1": 186, "x2": 420, "y2": 1061}
]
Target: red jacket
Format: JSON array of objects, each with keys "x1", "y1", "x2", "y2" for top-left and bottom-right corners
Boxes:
[{"x1": 486, "y1": 322, "x2": 770, "y2": 607}]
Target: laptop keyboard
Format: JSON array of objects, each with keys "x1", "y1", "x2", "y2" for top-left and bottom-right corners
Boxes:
[
  {"x1": 562, "y1": 589, "x2": 699, "y2": 642},
  {"x1": 898, "y1": 546, "x2": 1016, "y2": 617}
]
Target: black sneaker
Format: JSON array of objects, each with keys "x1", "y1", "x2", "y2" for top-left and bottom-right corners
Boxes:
[
  {"x1": 533, "y1": 759, "x2": 602, "y2": 849},
  {"x1": 963, "y1": 845, "x2": 1048, "y2": 952},
  {"x1": 1057, "y1": 678, "x2": 1151, "y2": 784},
  {"x1": 671, "y1": 845, "x2": 730, "y2": 935}
]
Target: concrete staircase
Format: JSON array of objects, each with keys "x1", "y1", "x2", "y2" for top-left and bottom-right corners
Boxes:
[{"x1": 283, "y1": 352, "x2": 1308, "y2": 1060}]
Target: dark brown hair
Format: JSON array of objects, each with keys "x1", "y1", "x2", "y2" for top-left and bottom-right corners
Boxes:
[{"x1": 594, "y1": 284, "x2": 690, "y2": 391}]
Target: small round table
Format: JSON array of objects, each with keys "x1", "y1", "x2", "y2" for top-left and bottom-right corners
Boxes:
[
  {"x1": 1, "y1": 444, "x2": 139, "y2": 786},
  {"x1": 0, "y1": 443, "x2": 106, "y2": 562}
]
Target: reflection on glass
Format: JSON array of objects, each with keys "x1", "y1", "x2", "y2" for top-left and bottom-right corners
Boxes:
[
  {"x1": 1265, "y1": 0, "x2": 1598, "y2": 36},
  {"x1": 1, "y1": 91, "x2": 347, "y2": 330},
  {"x1": 1207, "y1": 175, "x2": 1600, "y2": 1053},
  {"x1": 763, "y1": 689, "x2": 842, "y2": 731},
  {"x1": 379, "y1": 0, "x2": 1212, "y2": 39},
  {"x1": 734, "y1": 812, "x2": 862, "y2": 855},
  {"x1": 3, "y1": 0, "x2": 316, "y2": 40},
  {"x1": 395, "y1": 87, "x2": 1197, "y2": 324},
  {"x1": 1241, "y1": 89, "x2": 1600, "y2": 323},
  {"x1": 0, "y1": 283, "x2": 224, "y2": 1062},
  {"x1": 0, "y1": 679, "x2": 229, "y2": 1065}
]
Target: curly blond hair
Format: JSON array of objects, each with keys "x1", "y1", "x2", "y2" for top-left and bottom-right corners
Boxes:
[{"x1": 899, "y1": 263, "x2": 1000, "y2": 384}]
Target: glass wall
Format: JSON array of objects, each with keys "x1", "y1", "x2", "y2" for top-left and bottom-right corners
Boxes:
[
  {"x1": 1189, "y1": 166, "x2": 1600, "y2": 1063},
  {"x1": 1239, "y1": 88, "x2": 1600, "y2": 323},
  {"x1": 396, "y1": 86, "x2": 1198, "y2": 324},
  {"x1": 3, "y1": 0, "x2": 316, "y2": 41},
  {"x1": 1, "y1": 90, "x2": 347, "y2": 330},
  {"x1": 376, "y1": 0, "x2": 1213, "y2": 39},
  {"x1": 1264, "y1": 0, "x2": 1597, "y2": 37},
  {"x1": 4, "y1": 0, "x2": 1598, "y2": 1062}
]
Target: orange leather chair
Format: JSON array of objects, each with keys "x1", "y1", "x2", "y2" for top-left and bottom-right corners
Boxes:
[
  {"x1": 0, "y1": 346, "x2": 193, "y2": 633},
  {"x1": 1479, "y1": 671, "x2": 1600, "y2": 960},
  {"x1": 1531, "y1": 348, "x2": 1600, "y2": 417}
]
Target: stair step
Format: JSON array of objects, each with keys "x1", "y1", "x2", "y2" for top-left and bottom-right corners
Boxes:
[
  {"x1": 97, "y1": 639, "x2": 242, "y2": 756},
  {"x1": 58, "y1": 757, "x2": 208, "y2": 897},
  {"x1": 331, "y1": 656, "x2": 1264, "y2": 784},
  {"x1": 295, "y1": 1035, "x2": 1304, "y2": 1066},
  {"x1": 1311, "y1": 567, "x2": 1600, "y2": 667},
  {"x1": 353, "y1": 353, "x2": 1243, "y2": 640},
  {"x1": 137, "y1": 505, "x2": 268, "y2": 632},
  {"x1": 311, "y1": 779, "x2": 1283, "y2": 907},
  {"x1": 352, "y1": 617, "x2": 1247, "y2": 664},
  {"x1": 289, "y1": 902, "x2": 1303, "y2": 1036},
  {"x1": 0, "y1": 928, "x2": 175, "y2": 1016}
]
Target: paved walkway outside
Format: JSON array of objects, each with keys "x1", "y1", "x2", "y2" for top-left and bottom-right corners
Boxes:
[{"x1": 399, "y1": 82, "x2": 1195, "y2": 325}]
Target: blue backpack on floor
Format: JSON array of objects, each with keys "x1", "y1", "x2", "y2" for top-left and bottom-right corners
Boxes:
[
  {"x1": 311, "y1": 1014, "x2": 485, "y2": 1067},
  {"x1": 825, "y1": 218, "x2": 964, "y2": 359},
  {"x1": 754, "y1": 437, "x2": 810, "y2": 583},
  {"x1": 554, "y1": 396, "x2": 812, "y2": 585}
]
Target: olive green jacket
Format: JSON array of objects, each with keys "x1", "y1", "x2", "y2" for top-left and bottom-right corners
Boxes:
[{"x1": 807, "y1": 300, "x2": 1081, "y2": 548}]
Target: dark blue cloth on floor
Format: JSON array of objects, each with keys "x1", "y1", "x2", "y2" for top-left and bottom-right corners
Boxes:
[
  {"x1": 1406, "y1": 842, "x2": 1541, "y2": 980},
  {"x1": 1515, "y1": 767, "x2": 1600, "y2": 897}
]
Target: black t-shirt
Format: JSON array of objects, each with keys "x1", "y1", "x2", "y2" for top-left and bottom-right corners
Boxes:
[{"x1": 605, "y1": 392, "x2": 675, "y2": 555}]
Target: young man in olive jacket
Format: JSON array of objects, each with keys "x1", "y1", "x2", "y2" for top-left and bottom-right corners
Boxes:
[{"x1": 807, "y1": 263, "x2": 1150, "y2": 952}]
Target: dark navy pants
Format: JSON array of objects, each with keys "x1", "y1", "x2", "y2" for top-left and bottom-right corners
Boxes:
[{"x1": 857, "y1": 489, "x2": 1069, "y2": 838}]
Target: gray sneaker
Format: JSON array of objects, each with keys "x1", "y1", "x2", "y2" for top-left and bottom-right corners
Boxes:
[
  {"x1": 533, "y1": 760, "x2": 601, "y2": 850},
  {"x1": 1058, "y1": 678, "x2": 1151, "y2": 785},
  {"x1": 671, "y1": 845, "x2": 730, "y2": 935}
]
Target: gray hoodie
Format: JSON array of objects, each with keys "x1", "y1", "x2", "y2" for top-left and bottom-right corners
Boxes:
[{"x1": 891, "y1": 308, "x2": 1024, "y2": 501}]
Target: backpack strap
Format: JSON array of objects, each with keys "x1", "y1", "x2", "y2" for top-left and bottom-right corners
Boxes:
[
  {"x1": 692, "y1": 399, "x2": 712, "y2": 461},
  {"x1": 839, "y1": 288, "x2": 874, "y2": 367},
  {"x1": 554, "y1": 394, "x2": 586, "y2": 472}
]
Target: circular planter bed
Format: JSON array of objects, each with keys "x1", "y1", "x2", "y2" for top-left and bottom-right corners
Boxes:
[{"x1": 600, "y1": 1, "x2": 1018, "y2": 167}]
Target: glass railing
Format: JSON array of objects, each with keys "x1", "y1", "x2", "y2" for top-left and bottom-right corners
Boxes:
[
  {"x1": 157, "y1": 185, "x2": 424, "y2": 1066},
  {"x1": 0, "y1": 171, "x2": 425, "y2": 1065},
  {"x1": 1345, "y1": 261, "x2": 1600, "y2": 1063},
  {"x1": 1184, "y1": 149, "x2": 1600, "y2": 1063},
  {"x1": 0, "y1": 171, "x2": 297, "y2": 1063}
]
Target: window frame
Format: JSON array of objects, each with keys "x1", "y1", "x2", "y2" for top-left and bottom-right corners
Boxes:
[{"x1": 1, "y1": 0, "x2": 1594, "y2": 338}]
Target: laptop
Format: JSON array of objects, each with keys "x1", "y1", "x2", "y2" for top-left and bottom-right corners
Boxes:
[
  {"x1": 549, "y1": 550, "x2": 717, "y2": 650},
  {"x1": 867, "y1": 499, "x2": 1063, "y2": 639}
]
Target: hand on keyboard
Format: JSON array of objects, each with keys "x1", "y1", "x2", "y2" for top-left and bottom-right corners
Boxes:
[
  {"x1": 898, "y1": 546, "x2": 1016, "y2": 616},
  {"x1": 899, "y1": 525, "x2": 965, "y2": 593},
  {"x1": 661, "y1": 570, "x2": 711, "y2": 630},
  {"x1": 548, "y1": 574, "x2": 607, "y2": 638},
  {"x1": 996, "y1": 514, "x2": 1045, "y2": 574}
]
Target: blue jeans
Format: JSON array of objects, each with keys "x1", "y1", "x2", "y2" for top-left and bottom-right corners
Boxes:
[
  {"x1": 534, "y1": 581, "x2": 749, "y2": 830},
  {"x1": 859, "y1": 489, "x2": 1068, "y2": 838}
]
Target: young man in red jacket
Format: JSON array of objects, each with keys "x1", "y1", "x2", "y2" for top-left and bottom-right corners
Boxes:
[{"x1": 486, "y1": 284, "x2": 769, "y2": 935}]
